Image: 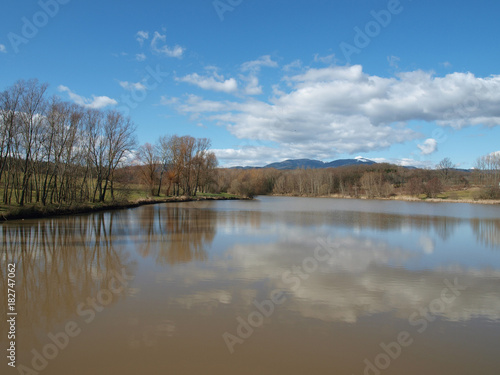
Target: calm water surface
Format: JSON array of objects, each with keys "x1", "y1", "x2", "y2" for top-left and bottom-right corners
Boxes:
[{"x1": 1, "y1": 196, "x2": 500, "y2": 374}]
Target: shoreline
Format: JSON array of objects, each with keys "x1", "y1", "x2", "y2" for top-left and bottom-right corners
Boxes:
[
  {"x1": 2, "y1": 192, "x2": 498, "y2": 222},
  {"x1": 0, "y1": 195, "x2": 246, "y2": 222},
  {"x1": 267, "y1": 193, "x2": 500, "y2": 205}
]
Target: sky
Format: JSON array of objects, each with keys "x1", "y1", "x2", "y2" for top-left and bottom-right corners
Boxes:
[{"x1": 1, "y1": 0, "x2": 499, "y2": 168}]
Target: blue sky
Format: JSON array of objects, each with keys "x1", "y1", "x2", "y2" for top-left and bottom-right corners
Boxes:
[{"x1": 1, "y1": 0, "x2": 499, "y2": 168}]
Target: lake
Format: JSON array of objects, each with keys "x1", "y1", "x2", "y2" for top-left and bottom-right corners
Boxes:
[{"x1": 1, "y1": 196, "x2": 500, "y2": 374}]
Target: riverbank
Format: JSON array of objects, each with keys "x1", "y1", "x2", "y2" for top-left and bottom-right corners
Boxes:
[
  {"x1": 268, "y1": 193, "x2": 500, "y2": 205},
  {"x1": 0, "y1": 194, "x2": 245, "y2": 222}
]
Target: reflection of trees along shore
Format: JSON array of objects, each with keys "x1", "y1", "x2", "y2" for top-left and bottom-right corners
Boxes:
[
  {"x1": 0, "y1": 212, "x2": 136, "y2": 346},
  {"x1": 129, "y1": 202, "x2": 499, "y2": 267},
  {"x1": 129, "y1": 203, "x2": 266, "y2": 265},
  {"x1": 132, "y1": 204, "x2": 216, "y2": 264},
  {"x1": 471, "y1": 218, "x2": 500, "y2": 247}
]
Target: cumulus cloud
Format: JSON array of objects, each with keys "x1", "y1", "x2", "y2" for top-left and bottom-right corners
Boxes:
[
  {"x1": 238, "y1": 56, "x2": 278, "y2": 97},
  {"x1": 176, "y1": 72, "x2": 237, "y2": 93},
  {"x1": 241, "y1": 75, "x2": 262, "y2": 95},
  {"x1": 417, "y1": 138, "x2": 438, "y2": 155},
  {"x1": 212, "y1": 146, "x2": 291, "y2": 167},
  {"x1": 58, "y1": 85, "x2": 117, "y2": 109},
  {"x1": 119, "y1": 81, "x2": 147, "y2": 91},
  {"x1": 151, "y1": 31, "x2": 184, "y2": 58},
  {"x1": 167, "y1": 65, "x2": 500, "y2": 164},
  {"x1": 136, "y1": 53, "x2": 146, "y2": 62},
  {"x1": 0, "y1": 44, "x2": 6, "y2": 53}
]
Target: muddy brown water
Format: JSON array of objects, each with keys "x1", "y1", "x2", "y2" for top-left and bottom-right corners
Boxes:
[{"x1": 1, "y1": 196, "x2": 500, "y2": 374}]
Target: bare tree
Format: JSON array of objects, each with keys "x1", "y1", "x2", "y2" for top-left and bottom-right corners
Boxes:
[
  {"x1": 137, "y1": 142, "x2": 159, "y2": 196},
  {"x1": 157, "y1": 135, "x2": 174, "y2": 196},
  {"x1": 437, "y1": 157, "x2": 454, "y2": 182},
  {"x1": 17, "y1": 79, "x2": 48, "y2": 205},
  {"x1": 103, "y1": 111, "x2": 136, "y2": 201}
]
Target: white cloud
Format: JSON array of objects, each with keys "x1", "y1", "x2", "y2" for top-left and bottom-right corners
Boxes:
[
  {"x1": 417, "y1": 138, "x2": 438, "y2": 155},
  {"x1": 242, "y1": 75, "x2": 262, "y2": 95},
  {"x1": 136, "y1": 30, "x2": 149, "y2": 46},
  {"x1": 135, "y1": 53, "x2": 146, "y2": 62},
  {"x1": 167, "y1": 65, "x2": 500, "y2": 164},
  {"x1": 57, "y1": 85, "x2": 117, "y2": 109},
  {"x1": 176, "y1": 73, "x2": 237, "y2": 93},
  {"x1": 151, "y1": 31, "x2": 184, "y2": 58},
  {"x1": 119, "y1": 81, "x2": 147, "y2": 91},
  {"x1": 370, "y1": 157, "x2": 433, "y2": 169},
  {"x1": 283, "y1": 60, "x2": 303, "y2": 73},
  {"x1": 0, "y1": 44, "x2": 6, "y2": 53},
  {"x1": 212, "y1": 146, "x2": 291, "y2": 167},
  {"x1": 241, "y1": 55, "x2": 278, "y2": 72},
  {"x1": 168, "y1": 95, "x2": 232, "y2": 113}
]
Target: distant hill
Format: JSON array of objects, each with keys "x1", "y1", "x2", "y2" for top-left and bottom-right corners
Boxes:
[{"x1": 232, "y1": 158, "x2": 376, "y2": 170}]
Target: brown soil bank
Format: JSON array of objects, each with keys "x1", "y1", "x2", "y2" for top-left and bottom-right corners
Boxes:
[{"x1": 0, "y1": 195, "x2": 245, "y2": 222}]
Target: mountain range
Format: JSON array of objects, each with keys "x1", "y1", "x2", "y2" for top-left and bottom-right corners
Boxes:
[{"x1": 232, "y1": 157, "x2": 376, "y2": 170}]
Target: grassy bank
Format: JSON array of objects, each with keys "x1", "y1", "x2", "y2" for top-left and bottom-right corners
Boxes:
[
  {"x1": 0, "y1": 193, "x2": 243, "y2": 222},
  {"x1": 269, "y1": 188, "x2": 500, "y2": 205}
]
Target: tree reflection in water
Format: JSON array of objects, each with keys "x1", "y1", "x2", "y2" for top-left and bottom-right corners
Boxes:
[
  {"x1": 471, "y1": 218, "x2": 500, "y2": 248},
  {"x1": 134, "y1": 205, "x2": 218, "y2": 265},
  {"x1": 0, "y1": 212, "x2": 136, "y2": 347}
]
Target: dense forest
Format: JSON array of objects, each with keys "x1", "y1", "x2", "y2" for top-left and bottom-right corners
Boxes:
[{"x1": 1, "y1": 79, "x2": 499, "y2": 210}]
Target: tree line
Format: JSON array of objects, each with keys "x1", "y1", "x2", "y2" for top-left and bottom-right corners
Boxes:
[
  {"x1": 2, "y1": 78, "x2": 498, "y2": 206},
  {"x1": 134, "y1": 135, "x2": 218, "y2": 197},
  {"x1": 0, "y1": 79, "x2": 218, "y2": 207},
  {"x1": 215, "y1": 155, "x2": 500, "y2": 200}
]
